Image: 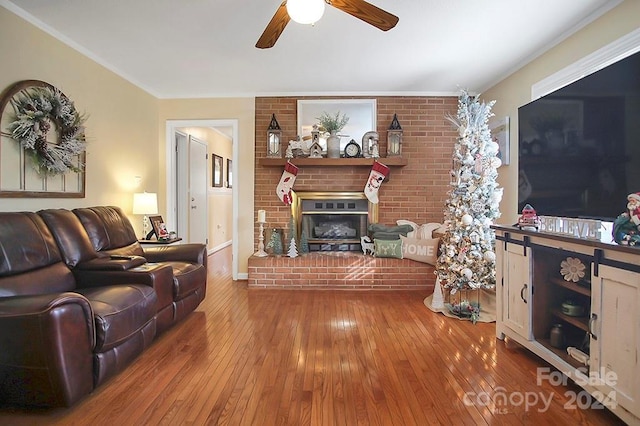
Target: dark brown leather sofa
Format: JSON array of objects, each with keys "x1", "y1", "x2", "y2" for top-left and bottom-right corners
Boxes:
[{"x1": 0, "y1": 207, "x2": 207, "y2": 408}]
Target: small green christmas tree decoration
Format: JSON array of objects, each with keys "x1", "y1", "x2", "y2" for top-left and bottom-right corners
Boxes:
[
  {"x1": 266, "y1": 229, "x2": 283, "y2": 255},
  {"x1": 287, "y1": 214, "x2": 298, "y2": 253},
  {"x1": 435, "y1": 90, "x2": 502, "y2": 296},
  {"x1": 288, "y1": 215, "x2": 297, "y2": 242},
  {"x1": 299, "y1": 229, "x2": 310, "y2": 253}
]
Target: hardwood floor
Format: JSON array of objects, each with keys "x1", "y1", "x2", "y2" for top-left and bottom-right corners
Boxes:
[{"x1": 0, "y1": 247, "x2": 624, "y2": 425}]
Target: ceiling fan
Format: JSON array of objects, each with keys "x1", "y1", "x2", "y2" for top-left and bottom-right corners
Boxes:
[{"x1": 256, "y1": 0, "x2": 398, "y2": 49}]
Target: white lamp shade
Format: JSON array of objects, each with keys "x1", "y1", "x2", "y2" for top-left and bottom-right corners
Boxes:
[
  {"x1": 286, "y1": 0, "x2": 325, "y2": 24},
  {"x1": 133, "y1": 192, "x2": 158, "y2": 215}
]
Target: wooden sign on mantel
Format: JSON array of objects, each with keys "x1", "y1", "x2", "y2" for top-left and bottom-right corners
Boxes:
[{"x1": 538, "y1": 216, "x2": 606, "y2": 241}]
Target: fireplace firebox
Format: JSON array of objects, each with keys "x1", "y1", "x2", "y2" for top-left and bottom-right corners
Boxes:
[{"x1": 291, "y1": 191, "x2": 378, "y2": 252}]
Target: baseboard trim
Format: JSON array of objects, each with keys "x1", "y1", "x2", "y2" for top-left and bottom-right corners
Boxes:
[{"x1": 208, "y1": 240, "x2": 231, "y2": 255}]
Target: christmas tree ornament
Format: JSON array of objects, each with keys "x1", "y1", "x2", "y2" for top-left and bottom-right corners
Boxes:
[
  {"x1": 471, "y1": 200, "x2": 484, "y2": 213},
  {"x1": 475, "y1": 154, "x2": 484, "y2": 174},
  {"x1": 276, "y1": 161, "x2": 298, "y2": 205},
  {"x1": 483, "y1": 250, "x2": 496, "y2": 263},
  {"x1": 488, "y1": 157, "x2": 502, "y2": 169},
  {"x1": 462, "y1": 268, "x2": 473, "y2": 280},
  {"x1": 461, "y1": 214, "x2": 473, "y2": 226},
  {"x1": 364, "y1": 161, "x2": 389, "y2": 204}
]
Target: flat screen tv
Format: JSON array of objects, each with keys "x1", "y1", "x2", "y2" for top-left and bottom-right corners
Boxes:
[{"x1": 518, "y1": 50, "x2": 640, "y2": 222}]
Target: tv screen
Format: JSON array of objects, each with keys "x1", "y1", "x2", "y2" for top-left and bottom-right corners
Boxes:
[{"x1": 518, "y1": 51, "x2": 640, "y2": 221}]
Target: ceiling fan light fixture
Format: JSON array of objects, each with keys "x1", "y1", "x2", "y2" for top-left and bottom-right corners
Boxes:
[{"x1": 286, "y1": 0, "x2": 325, "y2": 25}]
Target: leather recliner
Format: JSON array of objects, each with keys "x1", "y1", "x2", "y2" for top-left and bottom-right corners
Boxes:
[
  {"x1": 0, "y1": 212, "x2": 157, "y2": 407},
  {"x1": 39, "y1": 206, "x2": 207, "y2": 333}
]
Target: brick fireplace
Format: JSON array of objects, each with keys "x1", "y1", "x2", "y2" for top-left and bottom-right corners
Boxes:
[{"x1": 250, "y1": 95, "x2": 458, "y2": 290}]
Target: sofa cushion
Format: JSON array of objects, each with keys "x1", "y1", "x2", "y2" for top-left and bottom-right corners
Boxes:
[
  {"x1": 38, "y1": 209, "x2": 98, "y2": 267},
  {"x1": 73, "y1": 207, "x2": 141, "y2": 253},
  {"x1": 0, "y1": 212, "x2": 76, "y2": 296},
  {"x1": 78, "y1": 284, "x2": 157, "y2": 352},
  {"x1": 0, "y1": 212, "x2": 65, "y2": 275}
]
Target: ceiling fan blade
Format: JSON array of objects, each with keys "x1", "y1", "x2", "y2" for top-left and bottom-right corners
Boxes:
[
  {"x1": 329, "y1": 0, "x2": 398, "y2": 31},
  {"x1": 256, "y1": 1, "x2": 291, "y2": 49}
]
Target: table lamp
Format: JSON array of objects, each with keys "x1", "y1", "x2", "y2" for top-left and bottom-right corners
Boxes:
[{"x1": 133, "y1": 192, "x2": 158, "y2": 239}]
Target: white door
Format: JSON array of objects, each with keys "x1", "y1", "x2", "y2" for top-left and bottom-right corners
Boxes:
[
  {"x1": 188, "y1": 136, "x2": 208, "y2": 244},
  {"x1": 175, "y1": 131, "x2": 188, "y2": 238}
]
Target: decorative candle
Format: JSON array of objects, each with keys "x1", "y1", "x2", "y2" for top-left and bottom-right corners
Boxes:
[{"x1": 258, "y1": 209, "x2": 266, "y2": 223}]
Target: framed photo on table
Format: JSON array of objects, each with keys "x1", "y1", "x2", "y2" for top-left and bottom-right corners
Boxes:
[
  {"x1": 212, "y1": 154, "x2": 223, "y2": 187},
  {"x1": 149, "y1": 215, "x2": 170, "y2": 240}
]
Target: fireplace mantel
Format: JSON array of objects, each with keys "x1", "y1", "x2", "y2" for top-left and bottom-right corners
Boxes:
[{"x1": 258, "y1": 157, "x2": 408, "y2": 167}]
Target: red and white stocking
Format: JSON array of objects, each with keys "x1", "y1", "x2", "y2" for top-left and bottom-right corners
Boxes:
[
  {"x1": 364, "y1": 161, "x2": 389, "y2": 204},
  {"x1": 276, "y1": 161, "x2": 298, "y2": 205}
]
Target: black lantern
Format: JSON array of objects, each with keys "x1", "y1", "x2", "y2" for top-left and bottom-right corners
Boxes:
[
  {"x1": 267, "y1": 114, "x2": 282, "y2": 158},
  {"x1": 387, "y1": 113, "x2": 403, "y2": 157}
]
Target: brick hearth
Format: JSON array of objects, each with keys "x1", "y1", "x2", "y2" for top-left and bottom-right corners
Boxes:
[{"x1": 248, "y1": 252, "x2": 435, "y2": 290}]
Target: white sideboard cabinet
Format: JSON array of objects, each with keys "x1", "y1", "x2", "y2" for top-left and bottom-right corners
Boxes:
[{"x1": 493, "y1": 225, "x2": 640, "y2": 425}]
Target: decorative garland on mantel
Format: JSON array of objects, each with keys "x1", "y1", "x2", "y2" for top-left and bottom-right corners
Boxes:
[{"x1": 2, "y1": 80, "x2": 87, "y2": 176}]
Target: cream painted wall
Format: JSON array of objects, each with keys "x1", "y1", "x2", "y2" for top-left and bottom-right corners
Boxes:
[
  {"x1": 0, "y1": 8, "x2": 256, "y2": 274},
  {"x1": 0, "y1": 7, "x2": 159, "y2": 233},
  {"x1": 178, "y1": 126, "x2": 233, "y2": 251},
  {"x1": 159, "y1": 99, "x2": 255, "y2": 276},
  {"x1": 484, "y1": 1, "x2": 640, "y2": 225}
]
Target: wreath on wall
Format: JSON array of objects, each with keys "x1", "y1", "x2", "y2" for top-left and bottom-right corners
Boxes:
[{"x1": 3, "y1": 80, "x2": 87, "y2": 176}]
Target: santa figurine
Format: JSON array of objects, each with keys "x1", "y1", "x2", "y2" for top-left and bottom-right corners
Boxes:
[
  {"x1": 613, "y1": 192, "x2": 640, "y2": 246},
  {"x1": 628, "y1": 192, "x2": 640, "y2": 227}
]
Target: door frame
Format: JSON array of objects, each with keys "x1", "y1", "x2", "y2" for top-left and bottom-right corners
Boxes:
[{"x1": 166, "y1": 119, "x2": 239, "y2": 279}]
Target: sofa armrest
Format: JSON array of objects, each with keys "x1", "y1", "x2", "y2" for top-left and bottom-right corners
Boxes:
[
  {"x1": 76, "y1": 256, "x2": 146, "y2": 271},
  {"x1": 0, "y1": 292, "x2": 95, "y2": 407},
  {"x1": 142, "y1": 243, "x2": 207, "y2": 266}
]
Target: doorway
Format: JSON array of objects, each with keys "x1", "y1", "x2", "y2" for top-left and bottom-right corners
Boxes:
[
  {"x1": 174, "y1": 133, "x2": 208, "y2": 244},
  {"x1": 166, "y1": 119, "x2": 239, "y2": 280}
]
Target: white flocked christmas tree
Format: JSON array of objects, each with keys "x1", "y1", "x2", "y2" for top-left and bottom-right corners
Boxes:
[{"x1": 435, "y1": 90, "x2": 503, "y2": 297}]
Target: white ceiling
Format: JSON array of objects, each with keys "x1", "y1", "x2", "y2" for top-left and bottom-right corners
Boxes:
[{"x1": 2, "y1": 0, "x2": 620, "y2": 99}]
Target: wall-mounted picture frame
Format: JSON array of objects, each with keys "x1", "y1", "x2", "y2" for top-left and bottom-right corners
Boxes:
[
  {"x1": 212, "y1": 154, "x2": 223, "y2": 187},
  {"x1": 149, "y1": 215, "x2": 170, "y2": 240},
  {"x1": 490, "y1": 116, "x2": 510, "y2": 166},
  {"x1": 297, "y1": 99, "x2": 376, "y2": 153},
  {"x1": 226, "y1": 158, "x2": 232, "y2": 188}
]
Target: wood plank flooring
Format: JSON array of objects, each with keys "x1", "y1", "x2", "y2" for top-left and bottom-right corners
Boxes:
[{"x1": 0, "y1": 247, "x2": 624, "y2": 425}]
